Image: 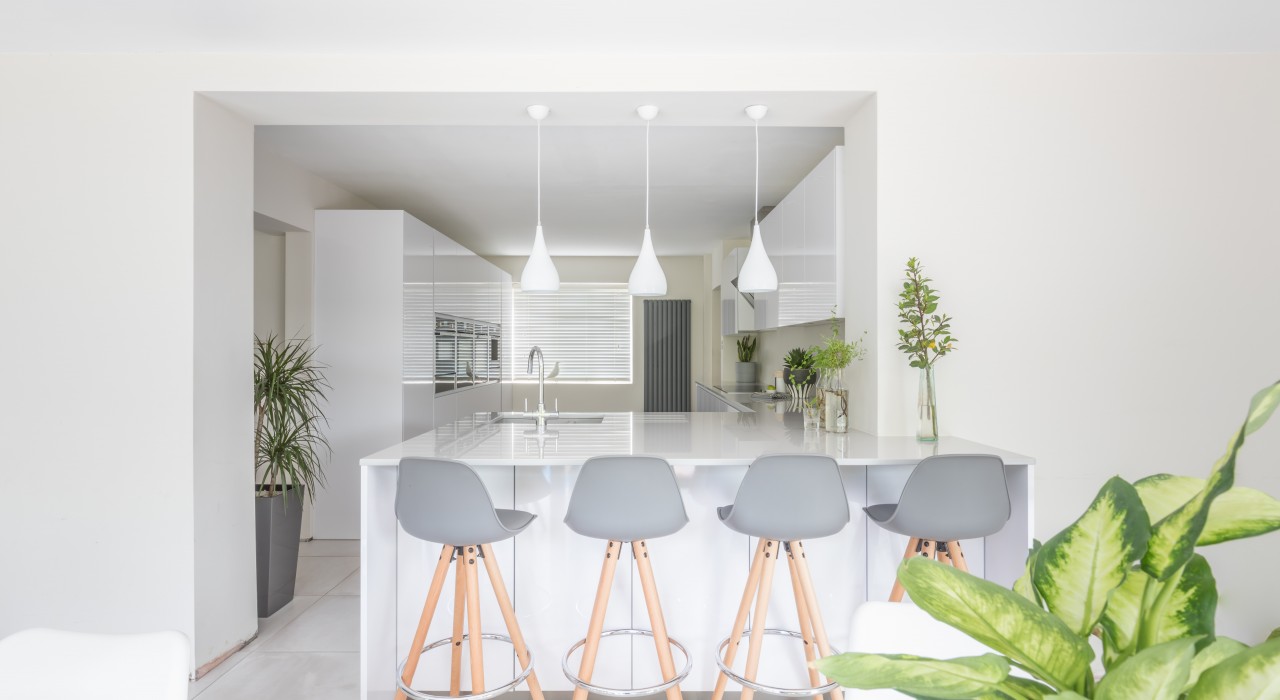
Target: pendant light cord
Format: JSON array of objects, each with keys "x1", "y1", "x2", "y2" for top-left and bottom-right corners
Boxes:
[
  {"x1": 753, "y1": 116, "x2": 760, "y2": 225},
  {"x1": 645, "y1": 118, "x2": 651, "y2": 230},
  {"x1": 536, "y1": 117, "x2": 542, "y2": 227}
]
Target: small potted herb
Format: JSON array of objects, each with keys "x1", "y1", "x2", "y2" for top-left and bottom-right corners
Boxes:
[
  {"x1": 735, "y1": 334, "x2": 758, "y2": 386},
  {"x1": 811, "y1": 310, "x2": 866, "y2": 432},
  {"x1": 783, "y1": 347, "x2": 817, "y2": 389}
]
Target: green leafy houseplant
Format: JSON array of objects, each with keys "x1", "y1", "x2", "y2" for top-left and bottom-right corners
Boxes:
[
  {"x1": 254, "y1": 334, "x2": 332, "y2": 506},
  {"x1": 817, "y1": 380, "x2": 1280, "y2": 699},
  {"x1": 736, "y1": 334, "x2": 758, "y2": 363},
  {"x1": 896, "y1": 257, "x2": 956, "y2": 441},
  {"x1": 783, "y1": 347, "x2": 816, "y2": 387},
  {"x1": 811, "y1": 310, "x2": 866, "y2": 375}
]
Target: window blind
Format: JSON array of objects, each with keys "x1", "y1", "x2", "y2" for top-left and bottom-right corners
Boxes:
[{"x1": 510, "y1": 283, "x2": 632, "y2": 383}]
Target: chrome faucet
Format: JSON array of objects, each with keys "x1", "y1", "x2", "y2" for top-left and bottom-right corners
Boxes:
[{"x1": 525, "y1": 346, "x2": 558, "y2": 420}]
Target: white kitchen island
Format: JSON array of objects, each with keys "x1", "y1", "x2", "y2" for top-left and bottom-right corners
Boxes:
[{"x1": 360, "y1": 411, "x2": 1035, "y2": 699}]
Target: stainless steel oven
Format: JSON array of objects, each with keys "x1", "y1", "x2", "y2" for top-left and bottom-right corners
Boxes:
[{"x1": 434, "y1": 315, "x2": 501, "y2": 394}]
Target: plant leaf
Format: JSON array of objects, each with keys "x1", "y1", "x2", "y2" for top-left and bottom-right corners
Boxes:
[
  {"x1": 1187, "y1": 636, "x2": 1280, "y2": 699},
  {"x1": 1135, "y1": 474, "x2": 1280, "y2": 545},
  {"x1": 1015, "y1": 540, "x2": 1044, "y2": 606},
  {"x1": 1033, "y1": 477, "x2": 1150, "y2": 636},
  {"x1": 1143, "y1": 381, "x2": 1280, "y2": 580},
  {"x1": 1100, "y1": 555, "x2": 1216, "y2": 668},
  {"x1": 1045, "y1": 693, "x2": 1089, "y2": 700},
  {"x1": 1184, "y1": 637, "x2": 1248, "y2": 693},
  {"x1": 1094, "y1": 637, "x2": 1198, "y2": 700},
  {"x1": 814, "y1": 652, "x2": 1009, "y2": 699},
  {"x1": 898, "y1": 557, "x2": 1093, "y2": 692}
]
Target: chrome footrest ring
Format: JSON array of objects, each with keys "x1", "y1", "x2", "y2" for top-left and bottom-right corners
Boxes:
[
  {"x1": 397, "y1": 633, "x2": 534, "y2": 700},
  {"x1": 562, "y1": 628, "x2": 693, "y2": 697},
  {"x1": 714, "y1": 628, "x2": 841, "y2": 697}
]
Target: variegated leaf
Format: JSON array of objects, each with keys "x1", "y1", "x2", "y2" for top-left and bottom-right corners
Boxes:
[
  {"x1": 1094, "y1": 637, "x2": 1198, "y2": 700},
  {"x1": 1034, "y1": 477, "x2": 1149, "y2": 636},
  {"x1": 1015, "y1": 540, "x2": 1044, "y2": 606},
  {"x1": 1143, "y1": 381, "x2": 1280, "y2": 580},
  {"x1": 1099, "y1": 555, "x2": 1216, "y2": 668},
  {"x1": 1183, "y1": 637, "x2": 1248, "y2": 693},
  {"x1": 1188, "y1": 636, "x2": 1280, "y2": 699},
  {"x1": 1135, "y1": 474, "x2": 1280, "y2": 545},
  {"x1": 898, "y1": 557, "x2": 1093, "y2": 693},
  {"x1": 814, "y1": 652, "x2": 1008, "y2": 699}
]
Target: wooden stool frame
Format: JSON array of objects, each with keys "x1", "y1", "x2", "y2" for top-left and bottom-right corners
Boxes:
[
  {"x1": 888, "y1": 538, "x2": 968, "y2": 603},
  {"x1": 395, "y1": 543, "x2": 544, "y2": 700},
  {"x1": 568, "y1": 539, "x2": 688, "y2": 700},
  {"x1": 712, "y1": 539, "x2": 843, "y2": 700}
]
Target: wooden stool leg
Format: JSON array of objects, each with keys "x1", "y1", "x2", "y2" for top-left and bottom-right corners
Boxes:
[
  {"x1": 450, "y1": 553, "x2": 466, "y2": 696},
  {"x1": 936, "y1": 540, "x2": 954, "y2": 567},
  {"x1": 786, "y1": 544, "x2": 823, "y2": 700},
  {"x1": 741, "y1": 539, "x2": 779, "y2": 700},
  {"x1": 792, "y1": 541, "x2": 842, "y2": 700},
  {"x1": 480, "y1": 543, "x2": 543, "y2": 700},
  {"x1": 396, "y1": 545, "x2": 455, "y2": 700},
  {"x1": 889, "y1": 537, "x2": 921, "y2": 603},
  {"x1": 633, "y1": 540, "x2": 683, "y2": 700},
  {"x1": 572, "y1": 540, "x2": 621, "y2": 700},
  {"x1": 712, "y1": 538, "x2": 768, "y2": 700},
  {"x1": 463, "y1": 546, "x2": 485, "y2": 694},
  {"x1": 947, "y1": 541, "x2": 970, "y2": 573}
]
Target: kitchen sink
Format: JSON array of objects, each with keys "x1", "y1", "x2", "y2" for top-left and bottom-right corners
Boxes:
[{"x1": 492, "y1": 414, "x2": 605, "y2": 425}]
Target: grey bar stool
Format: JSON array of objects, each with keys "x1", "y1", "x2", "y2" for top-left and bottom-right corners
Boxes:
[
  {"x1": 712, "y1": 454, "x2": 849, "y2": 700},
  {"x1": 864, "y1": 454, "x2": 1010, "y2": 602},
  {"x1": 394, "y1": 458, "x2": 544, "y2": 700},
  {"x1": 563, "y1": 456, "x2": 692, "y2": 700}
]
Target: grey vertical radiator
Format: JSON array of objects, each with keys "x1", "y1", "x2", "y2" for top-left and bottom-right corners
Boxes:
[{"x1": 643, "y1": 299, "x2": 691, "y2": 411}]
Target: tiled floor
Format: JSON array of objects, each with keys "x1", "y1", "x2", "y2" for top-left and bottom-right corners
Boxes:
[{"x1": 190, "y1": 540, "x2": 360, "y2": 699}]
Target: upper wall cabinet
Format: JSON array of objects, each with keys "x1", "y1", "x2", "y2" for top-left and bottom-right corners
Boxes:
[
  {"x1": 721, "y1": 246, "x2": 757, "y2": 336},
  {"x1": 752, "y1": 146, "x2": 844, "y2": 330}
]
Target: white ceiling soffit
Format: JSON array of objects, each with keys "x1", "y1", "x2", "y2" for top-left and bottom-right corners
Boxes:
[
  {"x1": 257, "y1": 123, "x2": 844, "y2": 257},
  {"x1": 4, "y1": 0, "x2": 1280, "y2": 53}
]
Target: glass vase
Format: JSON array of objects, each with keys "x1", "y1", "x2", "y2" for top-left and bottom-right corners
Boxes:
[
  {"x1": 918, "y1": 366, "x2": 938, "y2": 442},
  {"x1": 823, "y1": 371, "x2": 848, "y2": 434}
]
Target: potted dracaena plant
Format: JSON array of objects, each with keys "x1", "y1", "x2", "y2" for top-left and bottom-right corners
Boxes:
[
  {"x1": 735, "y1": 334, "x2": 758, "y2": 386},
  {"x1": 817, "y1": 380, "x2": 1280, "y2": 700},
  {"x1": 254, "y1": 334, "x2": 331, "y2": 617},
  {"x1": 897, "y1": 257, "x2": 956, "y2": 442}
]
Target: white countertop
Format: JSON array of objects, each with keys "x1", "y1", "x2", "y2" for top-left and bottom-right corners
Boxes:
[{"x1": 360, "y1": 411, "x2": 1035, "y2": 468}]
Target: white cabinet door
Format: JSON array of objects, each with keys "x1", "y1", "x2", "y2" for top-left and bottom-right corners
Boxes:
[
  {"x1": 721, "y1": 250, "x2": 738, "y2": 336},
  {"x1": 802, "y1": 148, "x2": 841, "y2": 324},
  {"x1": 779, "y1": 188, "x2": 806, "y2": 327}
]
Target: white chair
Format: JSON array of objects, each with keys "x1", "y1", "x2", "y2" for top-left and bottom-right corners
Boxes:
[{"x1": 0, "y1": 628, "x2": 189, "y2": 700}]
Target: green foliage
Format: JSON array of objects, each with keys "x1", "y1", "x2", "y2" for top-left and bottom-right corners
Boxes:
[
  {"x1": 819, "y1": 380, "x2": 1280, "y2": 699},
  {"x1": 811, "y1": 308, "x2": 866, "y2": 372},
  {"x1": 255, "y1": 334, "x2": 331, "y2": 507},
  {"x1": 783, "y1": 346, "x2": 815, "y2": 370},
  {"x1": 735, "y1": 334, "x2": 757, "y2": 362},
  {"x1": 896, "y1": 257, "x2": 956, "y2": 369}
]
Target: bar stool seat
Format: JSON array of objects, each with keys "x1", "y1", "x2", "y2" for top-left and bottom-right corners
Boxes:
[
  {"x1": 864, "y1": 454, "x2": 1010, "y2": 602},
  {"x1": 392, "y1": 458, "x2": 544, "y2": 700},
  {"x1": 712, "y1": 454, "x2": 849, "y2": 700},
  {"x1": 563, "y1": 455, "x2": 691, "y2": 700}
]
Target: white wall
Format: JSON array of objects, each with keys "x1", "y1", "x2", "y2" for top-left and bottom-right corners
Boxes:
[
  {"x1": 1, "y1": 52, "x2": 1277, "y2": 662},
  {"x1": 192, "y1": 95, "x2": 257, "y2": 670},
  {"x1": 254, "y1": 231, "x2": 286, "y2": 339},
  {"x1": 488, "y1": 255, "x2": 709, "y2": 412}
]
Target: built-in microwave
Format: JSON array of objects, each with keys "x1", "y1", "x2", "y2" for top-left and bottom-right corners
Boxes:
[{"x1": 434, "y1": 315, "x2": 502, "y2": 394}]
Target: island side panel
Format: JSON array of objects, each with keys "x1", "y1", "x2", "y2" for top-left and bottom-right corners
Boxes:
[
  {"x1": 516, "y1": 464, "x2": 635, "y2": 692},
  {"x1": 984, "y1": 464, "x2": 1033, "y2": 588},
  {"x1": 362, "y1": 463, "x2": 399, "y2": 700}
]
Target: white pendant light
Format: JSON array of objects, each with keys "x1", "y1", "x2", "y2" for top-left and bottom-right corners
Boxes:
[
  {"x1": 520, "y1": 105, "x2": 560, "y2": 292},
  {"x1": 629, "y1": 105, "x2": 667, "y2": 297},
  {"x1": 737, "y1": 104, "x2": 778, "y2": 294}
]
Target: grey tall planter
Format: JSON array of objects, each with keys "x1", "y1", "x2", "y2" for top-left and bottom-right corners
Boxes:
[
  {"x1": 256, "y1": 485, "x2": 304, "y2": 618},
  {"x1": 735, "y1": 361, "x2": 757, "y2": 386}
]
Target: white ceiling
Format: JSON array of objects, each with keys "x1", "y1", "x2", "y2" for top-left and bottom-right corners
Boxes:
[
  {"x1": 259, "y1": 123, "x2": 844, "y2": 256},
  {"x1": 6, "y1": 1, "x2": 1280, "y2": 53}
]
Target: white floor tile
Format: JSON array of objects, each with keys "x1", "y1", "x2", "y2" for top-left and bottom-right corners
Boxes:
[
  {"x1": 330, "y1": 569, "x2": 360, "y2": 595},
  {"x1": 294, "y1": 556, "x2": 359, "y2": 595},
  {"x1": 194, "y1": 652, "x2": 359, "y2": 700},
  {"x1": 259, "y1": 595, "x2": 359, "y2": 652},
  {"x1": 300, "y1": 539, "x2": 361, "y2": 557}
]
